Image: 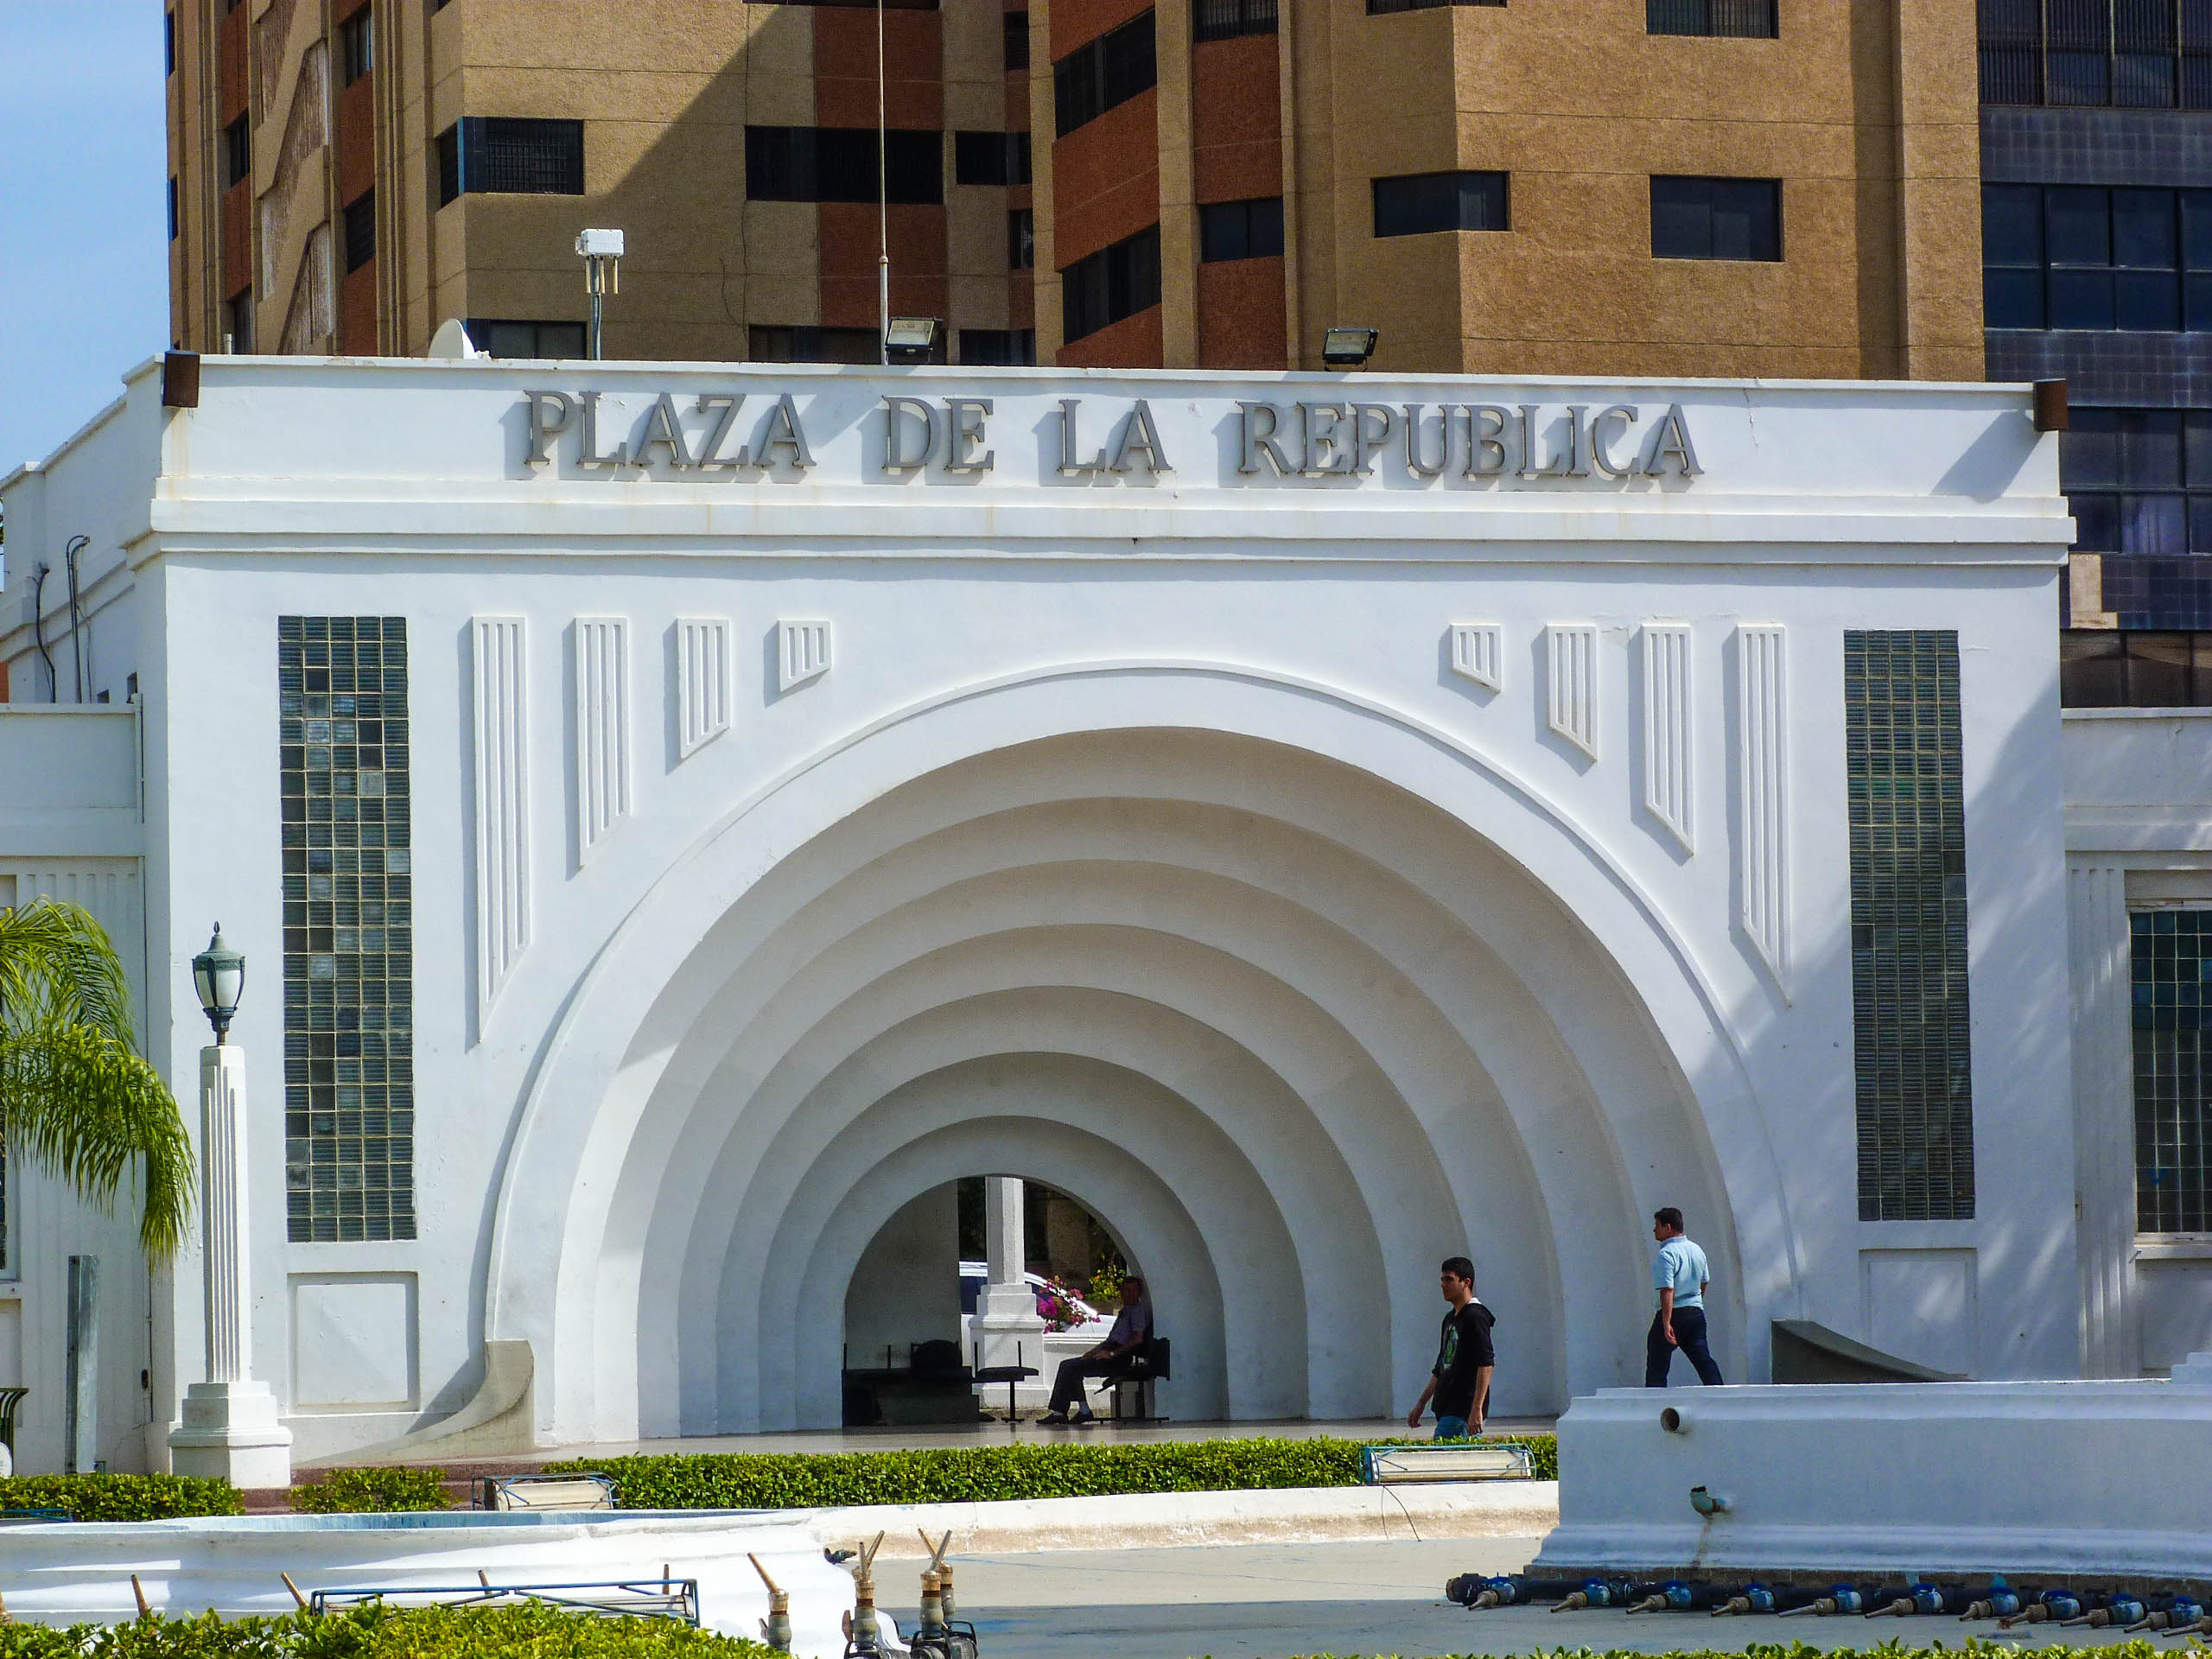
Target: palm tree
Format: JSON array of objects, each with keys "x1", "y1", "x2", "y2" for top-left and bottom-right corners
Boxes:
[{"x1": 0, "y1": 899, "x2": 193, "y2": 1259}]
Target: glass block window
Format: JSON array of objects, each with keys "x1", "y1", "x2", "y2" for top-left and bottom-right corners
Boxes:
[
  {"x1": 1847, "y1": 630, "x2": 1976, "y2": 1222},
  {"x1": 280, "y1": 617, "x2": 415, "y2": 1243},
  {"x1": 2133, "y1": 909, "x2": 2212, "y2": 1231}
]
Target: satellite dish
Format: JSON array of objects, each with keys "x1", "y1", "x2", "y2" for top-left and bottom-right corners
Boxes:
[{"x1": 426, "y1": 318, "x2": 483, "y2": 359}]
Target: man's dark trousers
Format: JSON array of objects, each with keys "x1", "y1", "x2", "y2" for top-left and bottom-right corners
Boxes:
[
  {"x1": 1645, "y1": 1306, "x2": 1725, "y2": 1387},
  {"x1": 1049, "y1": 1354, "x2": 1120, "y2": 1414}
]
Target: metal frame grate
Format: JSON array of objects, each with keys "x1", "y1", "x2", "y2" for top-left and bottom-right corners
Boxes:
[
  {"x1": 2133, "y1": 908, "x2": 2212, "y2": 1231},
  {"x1": 280, "y1": 617, "x2": 415, "y2": 1243},
  {"x1": 1847, "y1": 630, "x2": 1976, "y2": 1221}
]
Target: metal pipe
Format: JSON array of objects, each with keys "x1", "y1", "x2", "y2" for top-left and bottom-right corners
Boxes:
[
  {"x1": 875, "y1": 0, "x2": 888, "y2": 365},
  {"x1": 750, "y1": 1554, "x2": 791, "y2": 1653},
  {"x1": 63, "y1": 535, "x2": 87, "y2": 702},
  {"x1": 29, "y1": 563, "x2": 54, "y2": 702}
]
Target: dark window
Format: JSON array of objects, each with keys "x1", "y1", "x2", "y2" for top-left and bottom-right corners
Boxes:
[
  {"x1": 164, "y1": 10, "x2": 175, "y2": 73},
  {"x1": 2062, "y1": 630, "x2": 2212, "y2": 704},
  {"x1": 748, "y1": 324, "x2": 883, "y2": 364},
  {"x1": 1650, "y1": 175, "x2": 1781, "y2": 260},
  {"x1": 1195, "y1": 0, "x2": 1277, "y2": 40},
  {"x1": 1199, "y1": 195, "x2": 1285, "y2": 261},
  {"x1": 1983, "y1": 184, "x2": 2212, "y2": 333},
  {"x1": 463, "y1": 319, "x2": 588, "y2": 359},
  {"x1": 1054, "y1": 11, "x2": 1156, "y2": 137},
  {"x1": 1006, "y1": 10, "x2": 1031, "y2": 68},
  {"x1": 223, "y1": 289, "x2": 253, "y2": 353},
  {"x1": 340, "y1": 7, "x2": 373, "y2": 86},
  {"x1": 278, "y1": 616, "x2": 416, "y2": 1244},
  {"x1": 1372, "y1": 170, "x2": 1508, "y2": 238},
  {"x1": 1061, "y1": 223, "x2": 1161, "y2": 341},
  {"x1": 959, "y1": 327, "x2": 1038, "y2": 365},
  {"x1": 1647, "y1": 0, "x2": 1775, "y2": 35},
  {"x1": 344, "y1": 190, "x2": 376, "y2": 273},
  {"x1": 168, "y1": 176, "x2": 179, "y2": 242},
  {"x1": 1847, "y1": 630, "x2": 1974, "y2": 1224},
  {"x1": 745, "y1": 126, "x2": 943, "y2": 204},
  {"x1": 2131, "y1": 910, "x2": 2212, "y2": 1232},
  {"x1": 434, "y1": 117, "x2": 585, "y2": 207},
  {"x1": 2062, "y1": 409, "x2": 2212, "y2": 632},
  {"x1": 1008, "y1": 206, "x2": 1035, "y2": 269},
  {"x1": 223, "y1": 115, "x2": 250, "y2": 188},
  {"x1": 955, "y1": 130, "x2": 1032, "y2": 186},
  {"x1": 1367, "y1": 0, "x2": 1503, "y2": 13},
  {"x1": 1980, "y1": 0, "x2": 2212, "y2": 106}
]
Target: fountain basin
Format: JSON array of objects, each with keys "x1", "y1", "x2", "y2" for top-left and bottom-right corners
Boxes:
[{"x1": 0, "y1": 1508, "x2": 853, "y2": 1656}]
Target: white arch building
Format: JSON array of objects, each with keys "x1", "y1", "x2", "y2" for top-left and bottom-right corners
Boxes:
[{"x1": 0, "y1": 356, "x2": 2187, "y2": 1473}]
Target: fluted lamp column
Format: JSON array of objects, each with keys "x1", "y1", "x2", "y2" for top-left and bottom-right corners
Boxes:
[{"x1": 168, "y1": 925, "x2": 293, "y2": 1488}]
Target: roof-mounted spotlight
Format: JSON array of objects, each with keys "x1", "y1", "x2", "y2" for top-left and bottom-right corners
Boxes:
[
  {"x1": 884, "y1": 317, "x2": 941, "y2": 365},
  {"x1": 1321, "y1": 327, "x2": 1380, "y2": 370},
  {"x1": 575, "y1": 227, "x2": 625, "y2": 359}
]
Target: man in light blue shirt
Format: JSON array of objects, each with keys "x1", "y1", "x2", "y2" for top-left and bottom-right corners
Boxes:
[{"x1": 1646, "y1": 1206, "x2": 1724, "y2": 1387}]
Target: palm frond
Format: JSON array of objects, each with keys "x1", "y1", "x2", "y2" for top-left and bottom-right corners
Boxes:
[
  {"x1": 0, "y1": 899, "x2": 140, "y2": 1048},
  {"x1": 0, "y1": 899, "x2": 193, "y2": 1259},
  {"x1": 0, "y1": 1020, "x2": 194, "y2": 1258}
]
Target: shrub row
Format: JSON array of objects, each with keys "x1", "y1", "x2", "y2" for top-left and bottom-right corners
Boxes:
[
  {"x1": 0, "y1": 1606, "x2": 776, "y2": 1659},
  {"x1": 288, "y1": 1466, "x2": 450, "y2": 1514},
  {"x1": 547, "y1": 1433, "x2": 1557, "y2": 1510},
  {"x1": 0, "y1": 1474, "x2": 241, "y2": 1523}
]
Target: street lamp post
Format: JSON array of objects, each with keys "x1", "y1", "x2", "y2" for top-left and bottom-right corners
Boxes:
[{"x1": 168, "y1": 925, "x2": 292, "y2": 1488}]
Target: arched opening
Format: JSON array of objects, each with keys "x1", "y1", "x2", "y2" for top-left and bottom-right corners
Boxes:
[
  {"x1": 486, "y1": 672, "x2": 1783, "y2": 1445},
  {"x1": 842, "y1": 1175, "x2": 1141, "y2": 1426}
]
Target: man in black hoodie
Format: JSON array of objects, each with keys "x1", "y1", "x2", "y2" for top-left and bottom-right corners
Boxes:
[{"x1": 1406, "y1": 1255, "x2": 1494, "y2": 1439}]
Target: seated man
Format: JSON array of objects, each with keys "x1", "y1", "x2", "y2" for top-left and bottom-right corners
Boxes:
[{"x1": 1039, "y1": 1275, "x2": 1152, "y2": 1427}]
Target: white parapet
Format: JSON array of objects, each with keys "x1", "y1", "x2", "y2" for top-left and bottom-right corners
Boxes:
[
  {"x1": 0, "y1": 1510, "x2": 852, "y2": 1656},
  {"x1": 1534, "y1": 1382, "x2": 2212, "y2": 1582}
]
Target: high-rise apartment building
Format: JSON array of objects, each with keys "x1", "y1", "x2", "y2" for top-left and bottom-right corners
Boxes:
[
  {"x1": 160, "y1": 1, "x2": 2212, "y2": 694},
  {"x1": 164, "y1": 0, "x2": 1985, "y2": 376}
]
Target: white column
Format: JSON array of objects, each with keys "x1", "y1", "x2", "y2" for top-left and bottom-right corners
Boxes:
[
  {"x1": 2069, "y1": 861, "x2": 2140, "y2": 1378},
  {"x1": 974, "y1": 1176, "x2": 1046, "y2": 1383},
  {"x1": 168, "y1": 1045, "x2": 292, "y2": 1487}
]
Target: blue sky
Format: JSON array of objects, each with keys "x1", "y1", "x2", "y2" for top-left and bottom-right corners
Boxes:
[{"x1": 0, "y1": 1, "x2": 168, "y2": 478}]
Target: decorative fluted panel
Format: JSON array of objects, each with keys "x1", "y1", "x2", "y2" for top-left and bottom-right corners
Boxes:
[
  {"x1": 574, "y1": 617, "x2": 631, "y2": 862},
  {"x1": 474, "y1": 616, "x2": 531, "y2": 1014},
  {"x1": 1641, "y1": 622, "x2": 1694, "y2": 853},
  {"x1": 677, "y1": 617, "x2": 732, "y2": 759},
  {"x1": 1547, "y1": 624, "x2": 1600, "y2": 760},
  {"x1": 1735, "y1": 624, "x2": 1789, "y2": 988}
]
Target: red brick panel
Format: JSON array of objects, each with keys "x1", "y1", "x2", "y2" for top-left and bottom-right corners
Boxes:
[
  {"x1": 819, "y1": 201, "x2": 950, "y2": 327},
  {"x1": 1197, "y1": 254, "x2": 1285, "y2": 368},
  {"x1": 340, "y1": 257, "x2": 378, "y2": 354},
  {"x1": 815, "y1": 9, "x2": 944, "y2": 130},
  {"x1": 1051, "y1": 90, "x2": 1159, "y2": 268},
  {"x1": 1051, "y1": 0, "x2": 1154, "y2": 67},
  {"x1": 336, "y1": 71, "x2": 377, "y2": 207},
  {"x1": 1058, "y1": 298, "x2": 1160, "y2": 368},
  {"x1": 1192, "y1": 32, "x2": 1280, "y2": 204},
  {"x1": 218, "y1": 3, "x2": 249, "y2": 124}
]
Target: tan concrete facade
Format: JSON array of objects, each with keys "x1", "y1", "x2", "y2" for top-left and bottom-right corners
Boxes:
[{"x1": 168, "y1": 0, "x2": 1982, "y2": 378}]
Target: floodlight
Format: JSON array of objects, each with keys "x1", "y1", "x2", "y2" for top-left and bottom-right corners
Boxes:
[
  {"x1": 884, "y1": 317, "x2": 941, "y2": 363},
  {"x1": 1321, "y1": 327, "x2": 1380, "y2": 369}
]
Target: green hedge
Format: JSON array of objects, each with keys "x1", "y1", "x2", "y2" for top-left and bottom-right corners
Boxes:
[
  {"x1": 548, "y1": 1433, "x2": 1557, "y2": 1510},
  {"x1": 0, "y1": 1474, "x2": 242, "y2": 1523},
  {"x1": 0, "y1": 1606, "x2": 777, "y2": 1659},
  {"x1": 289, "y1": 1466, "x2": 450, "y2": 1514}
]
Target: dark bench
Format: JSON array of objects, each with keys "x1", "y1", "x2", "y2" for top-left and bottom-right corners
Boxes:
[{"x1": 1092, "y1": 1337, "x2": 1170, "y2": 1422}]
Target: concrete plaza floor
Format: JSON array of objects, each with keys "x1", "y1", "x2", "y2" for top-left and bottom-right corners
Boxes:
[{"x1": 948, "y1": 1539, "x2": 2155, "y2": 1659}]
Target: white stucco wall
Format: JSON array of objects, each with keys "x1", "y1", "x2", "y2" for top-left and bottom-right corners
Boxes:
[{"x1": 0, "y1": 357, "x2": 2108, "y2": 1463}]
